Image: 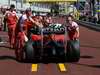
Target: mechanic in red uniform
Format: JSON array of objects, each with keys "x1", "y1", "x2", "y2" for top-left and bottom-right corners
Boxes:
[
  {"x1": 23, "y1": 9, "x2": 43, "y2": 41},
  {"x1": 5, "y1": 4, "x2": 18, "y2": 48},
  {"x1": 15, "y1": 8, "x2": 39, "y2": 61},
  {"x1": 66, "y1": 15, "x2": 79, "y2": 40}
]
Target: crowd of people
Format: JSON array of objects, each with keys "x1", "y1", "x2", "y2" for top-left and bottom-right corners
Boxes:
[
  {"x1": 79, "y1": 12, "x2": 100, "y2": 24},
  {"x1": 0, "y1": 4, "x2": 79, "y2": 61}
]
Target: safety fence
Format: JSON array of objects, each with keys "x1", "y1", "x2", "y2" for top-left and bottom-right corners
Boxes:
[
  {"x1": 77, "y1": 20, "x2": 100, "y2": 31},
  {"x1": 52, "y1": 16, "x2": 100, "y2": 32}
]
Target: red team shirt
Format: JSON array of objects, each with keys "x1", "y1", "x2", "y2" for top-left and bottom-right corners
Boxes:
[{"x1": 6, "y1": 11, "x2": 17, "y2": 27}]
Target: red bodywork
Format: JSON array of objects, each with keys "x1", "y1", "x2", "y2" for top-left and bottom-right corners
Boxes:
[
  {"x1": 31, "y1": 30, "x2": 76, "y2": 42},
  {"x1": 31, "y1": 34, "x2": 68, "y2": 42}
]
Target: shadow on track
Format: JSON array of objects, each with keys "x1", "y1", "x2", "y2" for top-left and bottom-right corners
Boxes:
[
  {"x1": 0, "y1": 56, "x2": 16, "y2": 60},
  {"x1": 22, "y1": 57, "x2": 67, "y2": 64},
  {"x1": 80, "y1": 55, "x2": 94, "y2": 59},
  {"x1": 71, "y1": 63, "x2": 100, "y2": 69},
  {"x1": 0, "y1": 55, "x2": 67, "y2": 64},
  {"x1": 80, "y1": 44, "x2": 100, "y2": 49}
]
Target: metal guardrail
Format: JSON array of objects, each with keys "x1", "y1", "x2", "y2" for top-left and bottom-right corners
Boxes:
[{"x1": 77, "y1": 20, "x2": 100, "y2": 32}]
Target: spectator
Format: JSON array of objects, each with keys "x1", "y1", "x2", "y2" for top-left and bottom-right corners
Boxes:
[
  {"x1": 0, "y1": 7, "x2": 4, "y2": 43},
  {"x1": 3, "y1": 8, "x2": 9, "y2": 32},
  {"x1": 0, "y1": 8, "x2": 3, "y2": 31},
  {"x1": 97, "y1": 18, "x2": 100, "y2": 24},
  {"x1": 92, "y1": 16, "x2": 97, "y2": 23}
]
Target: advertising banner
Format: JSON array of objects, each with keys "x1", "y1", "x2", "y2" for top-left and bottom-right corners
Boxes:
[{"x1": 27, "y1": 0, "x2": 77, "y2": 2}]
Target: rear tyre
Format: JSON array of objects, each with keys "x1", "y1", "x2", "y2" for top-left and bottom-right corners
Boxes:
[
  {"x1": 66, "y1": 39, "x2": 80, "y2": 62},
  {"x1": 24, "y1": 41, "x2": 34, "y2": 61}
]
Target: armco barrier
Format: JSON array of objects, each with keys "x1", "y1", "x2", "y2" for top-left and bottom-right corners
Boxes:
[{"x1": 77, "y1": 20, "x2": 100, "y2": 31}]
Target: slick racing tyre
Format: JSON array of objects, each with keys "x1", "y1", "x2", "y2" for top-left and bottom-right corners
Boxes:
[
  {"x1": 66, "y1": 39, "x2": 80, "y2": 62},
  {"x1": 24, "y1": 41, "x2": 34, "y2": 61}
]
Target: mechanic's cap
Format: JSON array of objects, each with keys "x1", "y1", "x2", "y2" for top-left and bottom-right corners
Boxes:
[
  {"x1": 10, "y1": 4, "x2": 15, "y2": 8},
  {"x1": 25, "y1": 8, "x2": 31, "y2": 13}
]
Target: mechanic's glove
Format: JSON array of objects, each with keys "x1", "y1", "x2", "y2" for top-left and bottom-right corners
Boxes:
[
  {"x1": 23, "y1": 32, "x2": 28, "y2": 42},
  {"x1": 73, "y1": 34, "x2": 79, "y2": 40}
]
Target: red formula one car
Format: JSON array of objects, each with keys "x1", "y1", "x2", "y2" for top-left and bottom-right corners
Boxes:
[{"x1": 15, "y1": 23, "x2": 80, "y2": 62}]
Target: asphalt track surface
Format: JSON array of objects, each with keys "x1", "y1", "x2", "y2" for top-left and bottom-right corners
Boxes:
[{"x1": 0, "y1": 26, "x2": 100, "y2": 75}]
